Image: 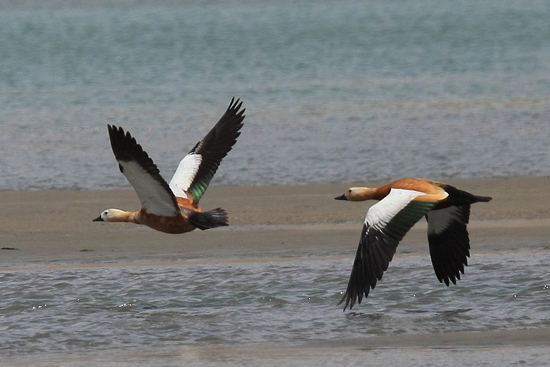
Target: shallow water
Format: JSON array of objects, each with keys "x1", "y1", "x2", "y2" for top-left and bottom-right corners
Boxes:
[
  {"x1": 1, "y1": 0, "x2": 550, "y2": 190},
  {"x1": 1, "y1": 251, "x2": 549, "y2": 360},
  {"x1": 1, "y1": 1, "x2": 550, "y2": 365}
]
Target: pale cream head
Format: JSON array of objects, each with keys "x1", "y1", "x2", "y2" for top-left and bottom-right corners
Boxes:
[{"x1": 93, "y1": 208, "x2": 130, "y2": 222}]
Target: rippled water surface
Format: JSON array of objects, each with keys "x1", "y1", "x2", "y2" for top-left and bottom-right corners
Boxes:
[
  {"x1": 1, "y1": 1, "x2": 550, "y2": 365},
  {"x1": 0, "y1": 0, "x2": 550, "y2": 190},
  {"x1": 2, "y1": 252, "x2": 549, "y2": 360}
]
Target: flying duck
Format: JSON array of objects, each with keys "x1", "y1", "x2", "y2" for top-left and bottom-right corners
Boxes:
[
  {"x1": 335, "y1": 177, "x2": 492, "y2": 310},
  {"x1": 93, "y1": 98, "x2": 245, "y2": 234}
]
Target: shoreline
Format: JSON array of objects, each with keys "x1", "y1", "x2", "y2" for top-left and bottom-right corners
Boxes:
[
  {"x1": 2, "y1": 176, "x2": 550, "y2": 365},
  {"x1": 6, "y1": 327, "x2": 550, "y2": 366},
  {"x1": 1, "y1": 176, "x2": 550, "y2": 267}
]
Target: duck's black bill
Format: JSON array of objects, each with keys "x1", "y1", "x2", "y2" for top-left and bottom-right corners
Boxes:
[{"x1": 334, "y1": 194, "x2": 347, "y2": 200}]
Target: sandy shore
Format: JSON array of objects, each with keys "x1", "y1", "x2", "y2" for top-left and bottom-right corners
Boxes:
[
  {"x1": 1, "y1": 176, "x2": 550, "y2": 266},
  {"x1": 2, "y1": 176, "x2": 550, "y2": 365},
  {"x1": 8, "y1": 327, "x2": 550, "y2": 366}
]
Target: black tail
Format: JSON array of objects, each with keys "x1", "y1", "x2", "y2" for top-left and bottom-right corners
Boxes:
[
  {"x1": 442, "y1": 184, "x2": 492, "y2": 205},
  {"x1": 473, "y1": 195, "x2": 492, "y2": 203},
  {"x1": 190, "y1": 208, "x2": 229, "y2": 230}
]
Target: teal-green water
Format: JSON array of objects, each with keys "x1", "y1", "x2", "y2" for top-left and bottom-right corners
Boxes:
[
  {"x1": 1, "y1": 0, "x2": 549, "y2": 190},
  {"x1": 1, "y1": 1, "x2": 550, "y2": 365}
]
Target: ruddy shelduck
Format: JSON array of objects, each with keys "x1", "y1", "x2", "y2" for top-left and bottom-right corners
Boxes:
[
  {"x1": 93, "y1": 98, "x2": 245, "y2": 234},
  {"x1": 335, "y1": 178, "x2": 491, "y2": 310}
]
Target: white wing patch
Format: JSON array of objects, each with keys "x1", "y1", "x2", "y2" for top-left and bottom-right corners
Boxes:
[
  {"x1": 119, "y1": 160, "x2": 179, "y2": 216},
  {"x1": 169, "y1": 153, "x2": 202, "y2": 198},
  {"x1": 366, "y1": 188, "x2": 425, "y2": 229}
]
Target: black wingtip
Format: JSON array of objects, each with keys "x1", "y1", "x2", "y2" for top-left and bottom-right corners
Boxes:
[
  {"x1": 107, "y1": 124, "x2": 134, "y2": 162},
  {"x1": 104, "y1": 124, "x2": 170, "y2": 200},
  {"x1": 106, "y1": 124, "x2": 151, "y2": 165},
  {"x1": 228, "y1": 97, "x2": 245, "y2": 114},
  {"x1": 338, "y1": 292, "x2": 353, "y2": 311},
  {"x1": 183, "y1": 98, "x2": 246, "y2": 204},
  {"x1": 107, "y1": 124, "x2": 124, "y2": 140}
]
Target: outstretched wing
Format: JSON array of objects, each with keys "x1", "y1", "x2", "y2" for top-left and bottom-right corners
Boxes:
[
  {"x1": 426, "y1": 205, "x2": 471, "y2": 286},
  {"x1": 340, "y1": 189, "x2": 436, "y2": 310},
  {"x1": 169, "y1": 98, "x2": 245, "y2": 204},
  {"x1": 108, "y1": 125, "x2": 180, "y2": 217}
]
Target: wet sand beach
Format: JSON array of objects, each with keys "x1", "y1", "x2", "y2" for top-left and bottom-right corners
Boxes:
[
  {"x1": 2, "y1": 176, "x2": 550, "y2": 366},
  {"x1": 2, "y1": 1, "x2": 550, "y2": 365},
  {"x1": 2, "y1": 176, "x2": 550, "y2": 265}
]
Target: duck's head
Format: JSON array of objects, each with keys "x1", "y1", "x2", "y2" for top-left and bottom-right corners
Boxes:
[
  {"x1": 93, "y1": 208, "x2": 128, "y2": 222},
  {"x1": 335, "y1": 187, "x2": 376, "y2": 201}
]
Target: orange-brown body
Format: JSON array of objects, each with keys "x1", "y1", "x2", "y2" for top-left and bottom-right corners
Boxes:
[
  {"x1": 117, "y1": 197, "x2": 202, "y2": 234},
  {"x1": 345, "y1": 178, "x2": 449, "y2": 204},
  {"x1": 96, "y1": 208, "x2": 197, "y2": 234},
  {"x1": 176, "y1": 196, "x2": 200, "y2": 211},
  {"x1": 135, "y1": 209, "x2": 197, "y2": 234}
]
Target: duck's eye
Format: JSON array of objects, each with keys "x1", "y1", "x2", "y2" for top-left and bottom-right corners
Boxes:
[{"x1": 348, "y1": 189, "x2": 352, "y2": 193}]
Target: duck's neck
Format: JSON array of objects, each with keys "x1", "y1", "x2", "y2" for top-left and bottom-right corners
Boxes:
[
  {"x1": 108, "y1": 209, "x2": 140, "y2": 223},
  {"x1": 348, "y1": 187, "x2": 382, "y2": 201}
]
